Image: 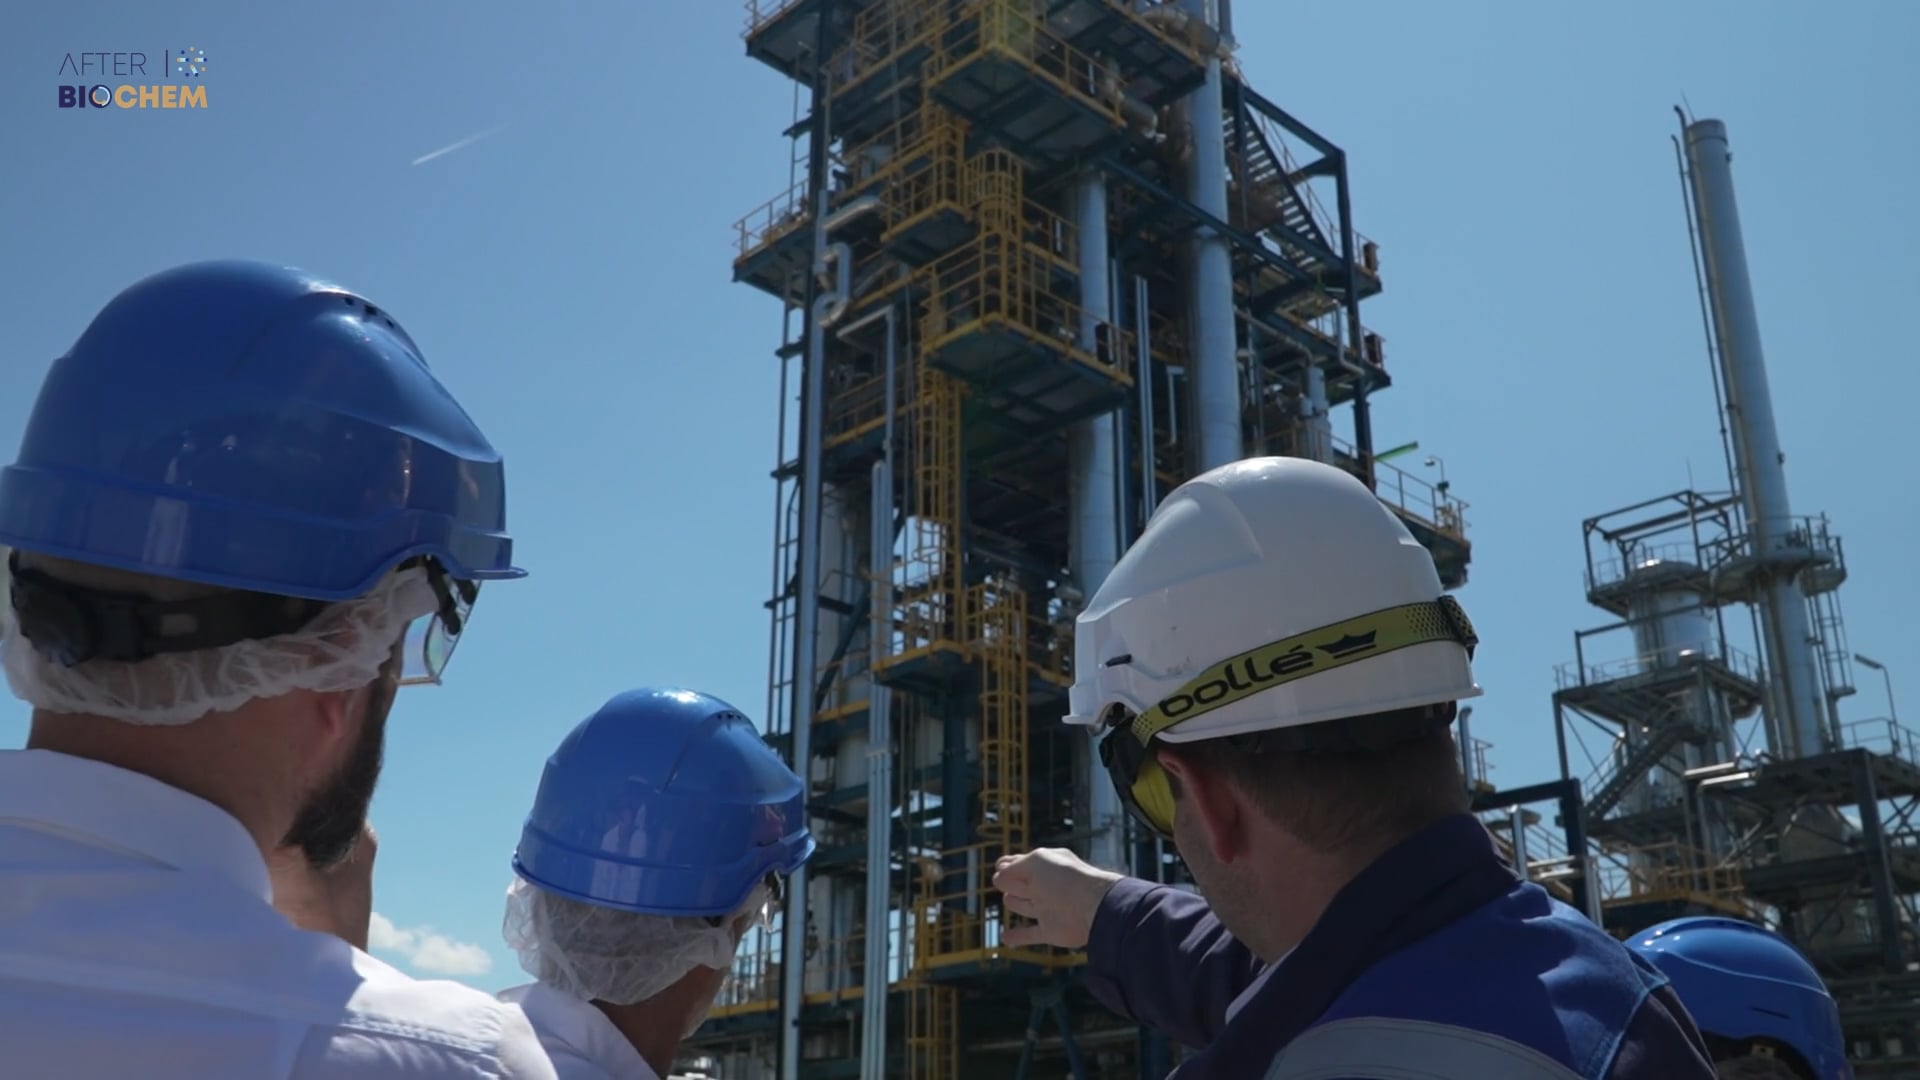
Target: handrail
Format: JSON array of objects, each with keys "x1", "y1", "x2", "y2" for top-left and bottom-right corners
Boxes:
[
  {"x1": 733, "y1": 177, "x2": 811, "y2": 261},
  {"x1": 1587, "y1": 540, "x2": 1709, "y2": 593},
  {"x1": 931, "y1": 0, "x2": 1125, "y2": 130},
  {"x1": 823, "y1": 0, "x2": 942, "y2": 99},
  {"x1": 1553, "y1": 642, "x2": 1764, "y2": 691},
  {"x1": 908, "y1": 840, "x2": 1074, "y2": 969},
  {"x1": 742, "y1": 0, "x2": 809, "y2": 40},
  {"x1": 1841, "y1": 716, "x2": 1920, "y2": 767}
]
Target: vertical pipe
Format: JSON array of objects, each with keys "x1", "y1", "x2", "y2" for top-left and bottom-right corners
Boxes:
[
  {"x1": 1179, "y1": 0, "x2": 1240, "y2": 472},
  {"x1": 1456, "y1": 706, "x2": 1476, "y2": 791},
  {"x1": 1852, "y1": 756, "x2": 1906, "y2": 972},
  {"x1": 1333, "y1": 149, "x2": 1372, "y2": 486},
  {"x1": 1070, "y1": 172, "x2": 1126, "y2": 872},
  {"x1": 1302, "y1": 363, "x2": 1333, "y2": 463},
  {"x1": 781, "y1": 13, "x2": 836, "y2": 1071},
  {"x1": 1507, "y1": 805, "x2": 1529, "y2": 877},
  {"x1": 1134, "y1": 276, "x2": 1157, "y2": 521},
  {"x1": 1681, "y1": 118, "x2": 1827, "y2": 759},
  {"x1": 859, "y1": 308, "x2": 898, "y2": 1079}
]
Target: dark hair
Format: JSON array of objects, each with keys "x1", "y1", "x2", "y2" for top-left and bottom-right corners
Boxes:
[
  {"x1": 1705, "y1": 1037, "x2": 1814, "y2": 1080},
  {"x1": 1162, "y1": 702, "x2": 1470, "y2": 852}
]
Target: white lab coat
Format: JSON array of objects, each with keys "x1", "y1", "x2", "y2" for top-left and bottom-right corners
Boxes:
[
  {"x1": 0, "y1": 748, "x2": 556, "y2": 1079},
  {"x1": 498, "y1": 982, "x2": 660, "y2": 1079}
]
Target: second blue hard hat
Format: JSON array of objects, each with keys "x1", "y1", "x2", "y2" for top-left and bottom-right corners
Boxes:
[
  {"x1": 1628, "y1": 916, "x2": 1849, "y2": 1080},
  {"x1": 513, "y1": 688, "x2": 815, "y2": 917}
]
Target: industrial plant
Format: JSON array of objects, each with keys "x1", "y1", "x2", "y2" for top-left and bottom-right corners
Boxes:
[
  {"x1": 692, "y1": 1, "x2": 1917, "y2": 1076},
  {"x1": 1468, "y1": 111, "x2": 1920, "y2": 1076}
]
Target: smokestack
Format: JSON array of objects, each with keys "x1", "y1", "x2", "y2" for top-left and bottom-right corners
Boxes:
[{"x1": 1681, "y1": 116, "x2": 1828, "y2": 759}]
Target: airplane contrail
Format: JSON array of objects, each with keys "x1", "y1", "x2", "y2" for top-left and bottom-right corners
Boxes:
[{"x1": 411, "y1": 126, "x2": 503, "y2": 167}]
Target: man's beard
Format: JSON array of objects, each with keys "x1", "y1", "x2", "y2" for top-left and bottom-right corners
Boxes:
[{"x1": 283, "y1": 678, "x2": 394, "y2": 868}]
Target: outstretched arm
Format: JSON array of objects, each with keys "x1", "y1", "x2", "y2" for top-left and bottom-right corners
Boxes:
[
  {"x1": 1080, "y1": 877, "x2": 1266, "y2": 1047},
  {"x1": 996, "y1": 849, "x2": 1266, "y2": 1049}
]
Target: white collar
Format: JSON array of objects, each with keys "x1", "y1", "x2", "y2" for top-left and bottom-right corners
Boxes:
[
  {"x1": 499, "y1": 982, "x2": 659, "y2": 1079},
  {"x1": 0, "y1": 748, "x2": 272, "y2": 901}
]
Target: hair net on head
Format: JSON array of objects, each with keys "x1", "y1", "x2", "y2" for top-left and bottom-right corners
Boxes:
[
  {"x1": 1, "y1": 559, "x2": 436, "y2": 727},
  {"x1": 503, "y1": 877, "x2": 771, "y2": 1007}
]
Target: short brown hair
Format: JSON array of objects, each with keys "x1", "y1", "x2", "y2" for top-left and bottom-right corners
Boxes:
[{"x1": 1163, "y1": 702, "x2": 1470, "y2": 852}]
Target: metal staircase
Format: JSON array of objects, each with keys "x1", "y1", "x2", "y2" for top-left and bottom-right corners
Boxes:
[
  {"x1": 1222, "y1": 82, "x2": 1340, "y2": 286},
  {"x1": 1586, "y1": 716, "x2": 1694, "y2": 823}
]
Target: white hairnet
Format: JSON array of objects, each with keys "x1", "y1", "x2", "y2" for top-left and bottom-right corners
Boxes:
[
  {"x1": 502, "y1": 876, "x2": 771, "y2": 1007},
  {"x1": 0, "y1": 555, "x2": 435, "y2": 727}
]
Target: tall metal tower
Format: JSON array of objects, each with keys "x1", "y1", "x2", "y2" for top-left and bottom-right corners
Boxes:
[
  {"x1": 695, "y1": 2, "x2": 1470, "y2": 1076},
  {"x1": 1496, "y1": 113, "x2": 1920, "y2": 1077}
]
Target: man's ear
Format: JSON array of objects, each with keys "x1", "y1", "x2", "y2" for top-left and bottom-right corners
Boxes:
[
  {"x1": 1157, "y1": 745, "x2": 1248, "y2": 865},
  {"x1": 310, "y1": 686, "x2": 356, "y2": 742}
]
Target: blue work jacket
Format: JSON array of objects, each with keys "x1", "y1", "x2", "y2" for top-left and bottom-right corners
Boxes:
[{"x1": 1081, "y1": 814, "x2": 1718, "y2": 1079}]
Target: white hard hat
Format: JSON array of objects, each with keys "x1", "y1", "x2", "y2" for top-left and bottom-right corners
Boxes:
[{"x1": 1066, "y1": 456, "x2": 1481, "y2": 745}]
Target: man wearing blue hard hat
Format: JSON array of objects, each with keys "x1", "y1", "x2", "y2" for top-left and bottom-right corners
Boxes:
[
  {"x1": 1629, "y1": 917, "x2": 1851, "y2": 1080},
  {"x1": 498, "y1": 688, "x2": 815, "y2": 1079},
  {"x1": 0, "y1": 261, "x2": 555, "y2": 1078}
]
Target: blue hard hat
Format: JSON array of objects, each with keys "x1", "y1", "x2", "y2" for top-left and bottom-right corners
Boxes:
[
  {"x1": 513, "y1": 688, "x2": 816, "y2": 917},
  {"x1": 0, "y1": 259, "x2": 522, "y2": 601},
  {"x1": 1628, "y1": 916, "x2": 1850, "y2": 1080}
]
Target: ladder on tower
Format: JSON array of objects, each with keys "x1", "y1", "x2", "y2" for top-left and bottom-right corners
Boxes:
[
  {"x1": 905, "y1": 981, "x2": 959, "y2": 1080},
  {"x1": 1809, "y1": 588, "x2": 1858, "y2": 709},
  {"x1": 974, "y1": 578, "x2": 1031, "y2": 857}
]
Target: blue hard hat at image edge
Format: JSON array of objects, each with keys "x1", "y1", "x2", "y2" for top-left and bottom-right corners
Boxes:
[
  {"x1": 512, "y1": 687, "x2": 817, "y2": 918},
  {"x1": 0, "y1": 259, "x2": 523, "y2": 601},
  {"x1": 1628, "y1": 916, "x2": 1850, "y2": 1079}
]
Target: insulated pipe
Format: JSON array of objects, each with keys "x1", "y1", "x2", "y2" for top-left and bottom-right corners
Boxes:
[
  {"x1": 1069, "y1": 172, "x2": 1126, "y2": 872},
  {"x1": 1507, "y1": 806, "x2": 1529, "y2": 877},
  {"x1": 1301, "y1": 363, "x2": 1332, "y2": 462},
  {"x1": 1682, "y1": 117, "x2": 1828, "y2": 759},
  {"x1": 1178, "y1": 0, "x2": 1240, "y2": 472},
  {"x1": 858, "y1": 305, "x2": 898, "y2": 1080},
  {"x1": 1457, "y1": 706, "x2": 1476, "y2": 791},
  {"x1": 780, "y1": 13, "x2": 841, "y2": 1072},
  {"x1": 782, "y1": 214, "x2": 830, "y2": 1080},
  {"x1": 1134, "y1": 276, "x2": 1158, "y2": 520},
  {"x1": 818, "y1": 243, "x2": 854, "y2": 326}
]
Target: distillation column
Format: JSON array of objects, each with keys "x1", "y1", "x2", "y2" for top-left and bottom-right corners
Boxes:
[
  {"x1": 1180, "y1": 0, "x2": 1240, "y2": 471},
  {"x1": 1070, "y1": 170, "x2": 1127, "y2": 871},
  {"x1": 1617, "y1": 558, "x2": 1738, "y2": 862},
  {"x1": 1682, "y1": 118, "x2": 1827, "y2": 760}
]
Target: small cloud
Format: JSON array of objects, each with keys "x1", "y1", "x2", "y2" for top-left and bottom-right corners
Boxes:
[
  {"x1": 410, "y1": 125, "x2": 503, "y2": 167},
  {"x1": 368, "y1": 911, "x2": 493, "y2": 977}
]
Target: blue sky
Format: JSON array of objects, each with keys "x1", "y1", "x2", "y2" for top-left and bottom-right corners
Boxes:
[{"x1": 4, "y1": 3, "x2": 1916, "y2": 990}]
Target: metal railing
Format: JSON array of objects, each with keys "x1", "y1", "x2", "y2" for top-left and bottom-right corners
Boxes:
[
  {"x1": 1842, "y1": 717, "x2": 1920, "y2": 767},
  {"x1": 908, "y1": 841, "x2": 1074, "y2": 970},
  {"x1": 1699, "y1": 515, "x2": 1843, "y2": 578},
  {"x1": 825, "y1": 0, "x2": 943, "y2": 99},
  {"x1": 711, "y1": 918, "x2": 917, "y2": 1017},
  {"x1": 1605, "y1": 839, "x2": 1751, "y2": 913},
  {"x1": 930, "y1": 0, "x2": 1125, "y2": 129},
  {"x1": 1587, "y1": 540, "x2": 1708, "y2": 594},
  {"x1": 733, "y1": 178, "x2": 811, "y2": 262},
  {"x1": 1553, "y1": 642, "x2": 1763, "y2": 691},
  {"x1": 919, "y1": 241, "x2": 1092, "y2": 363},
  {"x1": 742, "y1": 0, "x2": 809, "y2": 39}
]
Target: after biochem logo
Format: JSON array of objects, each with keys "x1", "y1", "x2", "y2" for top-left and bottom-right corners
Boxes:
[{"x1": 56, "y1": 47, "x2": 209, "y2": 111}]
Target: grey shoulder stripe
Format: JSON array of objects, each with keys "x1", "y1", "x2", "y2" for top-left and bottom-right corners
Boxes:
[{"x1": 1264, "y1": 1017, "x2": 1589, "y2": 1080}]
